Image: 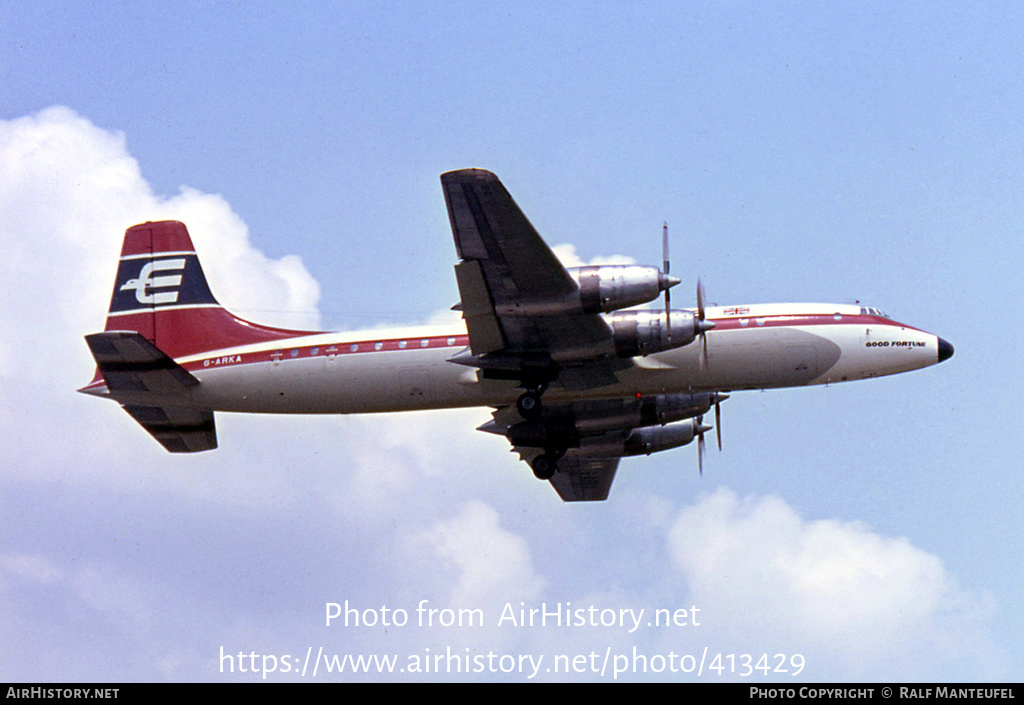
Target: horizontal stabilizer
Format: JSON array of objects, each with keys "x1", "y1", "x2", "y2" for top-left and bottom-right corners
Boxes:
[
  {"x1": 84, "y1": 331, "x2": 217, "y2": 453},
  {"x1": 86, "y1": 331, "x2": 200, "y2": 395},
  {"x1": 122, "y1": 403, "x2": 217, "y2": 453}
]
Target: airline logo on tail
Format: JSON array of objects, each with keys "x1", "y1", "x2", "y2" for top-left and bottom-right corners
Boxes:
[
  {"x1": 108, "y1": 252, "x2": 218, "y2": 315},
  {"x1": 119, "y1": 258, "x2": 186, "y2": 304}
]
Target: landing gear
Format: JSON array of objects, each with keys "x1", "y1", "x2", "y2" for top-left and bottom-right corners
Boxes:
[
  {"x1": 516, "y1": 391, "x2": 543, "y2": 419},
  {"x1": 510, "y1": 363, "x2": 557, "y2": 420},
  {"x1": 530, "y1": 447, "x2": 566, "y2": 481},
  {"x1": 531, "y1": 453, "x2": 557, "y2": 480}
]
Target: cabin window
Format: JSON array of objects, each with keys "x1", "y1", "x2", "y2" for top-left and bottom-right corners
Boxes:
[
  {"x1": 374, "y1": 342, "x2": 383, "y2": 351},
  {"x1": 399, "y1": 340, "x2": 408, "y2": 349},
  {"x1": 350, "y1": 343, "x2": 359, "y2": 352}
]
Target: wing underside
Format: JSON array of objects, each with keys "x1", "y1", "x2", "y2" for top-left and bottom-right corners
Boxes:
[
  {"x1": 486, "y1": 399, "x2": 629, "y2": 502},
  {"x1": 547, "y1": 457, "x2": 620, "y2": 502}
]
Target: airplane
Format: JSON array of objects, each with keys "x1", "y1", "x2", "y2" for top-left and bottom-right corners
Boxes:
[{"x1": 79, "y1": 168, "x2": 954, "y2": 501}]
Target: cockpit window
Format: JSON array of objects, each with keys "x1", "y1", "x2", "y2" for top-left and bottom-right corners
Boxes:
[{"x1": 860, "y1": 307, "x2": 888, "y2": 318}]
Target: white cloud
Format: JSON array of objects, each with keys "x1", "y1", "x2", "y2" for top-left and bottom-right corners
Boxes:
[
  {"x1": 0, "y1": 552, "x2": 160, "y2": 672},
  {"x1": 409, "y1": 501, "x2": 545, "y2": 608},
  {"x1": 666, "y1": 488, "x2": 1002, "y2": 679},
  {"x1": 0, "y1": 553, "x2": 63, "y2": 584},
  {"x1": 550, "y1": 243, "x2": 636, "y2": 268}
]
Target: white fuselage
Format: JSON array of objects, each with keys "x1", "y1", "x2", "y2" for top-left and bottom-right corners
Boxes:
[{"x1": 163, "y1": 303, "x2": 945, "y2": 415}]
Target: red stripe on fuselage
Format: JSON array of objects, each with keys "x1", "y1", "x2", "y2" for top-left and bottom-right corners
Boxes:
[
  {"x1": 707, "y1": 313, "x2": 923, "y2": 333},
  {"x1": 180, "y1": 333, "x2": 472, "y2": 372},
  {"x1": 178, "y1": 313, "x2": 918, "y2": 373}
]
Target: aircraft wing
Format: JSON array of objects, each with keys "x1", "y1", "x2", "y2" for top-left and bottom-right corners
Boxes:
[
  {"x1": 84, "y1": 331, "x2": 217, "y2": 453},
  {"x1": 441, "y1": 169, "x2": 617, "y2": 376},
  {"x1": 548, "y1": 457, "x2": 620, "y2": 502},
  {"x1": 484, "y1": 401, "x2": 627, "y2": 502}
]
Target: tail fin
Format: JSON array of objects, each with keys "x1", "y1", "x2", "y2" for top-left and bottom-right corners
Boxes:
[
  {"x1": 103, "y1": 220, "x2": 318, "y2": 359},
  {"x1": 81, "y1": 221, "x2": 314, "y2": 452}
]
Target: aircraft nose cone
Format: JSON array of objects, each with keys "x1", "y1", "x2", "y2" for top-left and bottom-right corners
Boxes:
[{"x1": 938, "y1": 338, "x2": 954, "y2": 363}]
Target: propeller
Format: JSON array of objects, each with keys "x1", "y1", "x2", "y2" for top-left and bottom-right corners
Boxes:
[
  {"x1": 697, "y1": 392, "x2": 728, "y2": 475},
  {"x1": 662, "y1": 222, "x2": 712, "y2": 359},
  {"x1": 663, "y1": 222, "x2": 672, "y2": 343},
  {"x1": 695, "y1": 416, "x2": 711, "y2": 475},
  {"x1": 714, "y1": 393, "x2": 723, "y2": 451},
  {"x1": 697, "y1": 420, "x2": 705, "y2": 475},
  {"x1": 696, "y1": 278, "x2": 714, "y2": 369}
]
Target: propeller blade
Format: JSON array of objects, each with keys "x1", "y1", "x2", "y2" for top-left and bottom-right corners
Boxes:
[
  {"x1": 695, "y1": 416, "x2": 712, "y2": 476},
  {"x1": 715, "y1": 397, "x2": 722, "y2": 451},
  {"x1": 665, "y1": 290, "x2": 672, "y2": 344},
  {"x1": 696, "y1": 278, "x2": 706, "y2": 321},
  {"x1": 663, "y1": 223, "x2": 672, "y2": 343},
  {"x1": 662, "y1": 222, "x2": 670, "y2": 276},
  {"x1": 696, "y1": 278, "x2": 710, "y2": 370}
]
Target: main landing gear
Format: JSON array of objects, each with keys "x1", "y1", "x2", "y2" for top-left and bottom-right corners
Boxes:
[
  {"x1": 530, "y1": 449, "x2": 565, "y2": 480},
  {"x1": 512, "y1": 375, "x2": 552, "y2": 418},
  {"x1": 516, "y1": 390, "x2": 543, "y2": 419},
  {"x1": 516, "y1": 375, "x2": 560, "y2": 480},
  {"x1": 515, "y1": 368, "x2": 554, "y2": 421}
]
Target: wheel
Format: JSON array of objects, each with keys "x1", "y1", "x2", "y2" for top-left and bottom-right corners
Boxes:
[
  {"x1": 517, "y1": 391, "x2": 543, "y2": 419},
  {"x1": 531, "y1": 454, "x2": 556, "y2": 480}
]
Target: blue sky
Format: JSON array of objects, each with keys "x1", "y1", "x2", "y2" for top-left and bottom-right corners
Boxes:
[{"x1": 2, "y1": 1, "x2": 1022, "y2": 682}]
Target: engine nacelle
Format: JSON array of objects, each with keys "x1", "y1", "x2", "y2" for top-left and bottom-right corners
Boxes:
[
  {"x1": 502, "y1": 392, "x2": 724, "y2": 448},
  {"x1": 567, "y1": 265, "x2": 677, "y2": 314},
  {"x1": 570, "y1": 392, "x2": 723, "y2": 435},
  {"x1": 570, "y1": 418, "x2": 709, "y2": 459},
  {"x1": 608, "y1": 309, "x2": 702, "y2": 357},
  {"x1": 622, "y1": 420, "x2": 708, "y2": 456}
]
